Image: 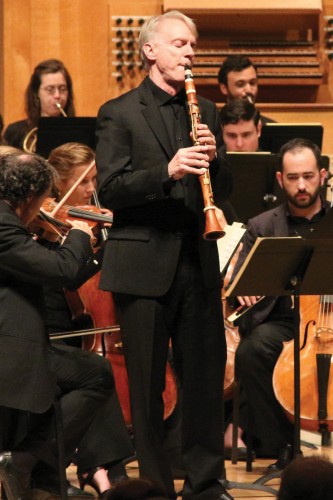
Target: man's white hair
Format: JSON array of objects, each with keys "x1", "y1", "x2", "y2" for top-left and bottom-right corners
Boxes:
[{"x1": 139, "y1": 10, "x2": 197, "y2": 72}]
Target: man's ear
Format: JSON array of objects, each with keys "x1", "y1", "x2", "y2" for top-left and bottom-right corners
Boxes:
[
  {"x1": 142, "y1": 42, "x2": 156, "y2": 63},
  {"x1": 257, "y1": 120, "x2": 262, "y2": 138},
  {"x1": 276, "y1": 170, "x2": 283, "y2": 190},
  {"x1": 219, "y1": 83, "x2": 228, "y2": 97},
  {"x1": 320, "y1": 168, "x2": 328, "y2": 186}
]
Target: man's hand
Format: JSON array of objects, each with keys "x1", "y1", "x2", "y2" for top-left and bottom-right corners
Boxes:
[
  {"x1": 192, "y1": 123, "x2": 217, "y2": 162},
  {"x1": 237, "y1": 295, "x2": 261, "y2": 307},
  {"x1": 168, "y1": 145, "x2": 210, "y2": 180}
]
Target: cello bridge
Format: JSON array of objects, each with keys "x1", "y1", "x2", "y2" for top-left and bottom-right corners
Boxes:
[{"x1": 315, "y1": 326, "x2": 333, "y2": 342}]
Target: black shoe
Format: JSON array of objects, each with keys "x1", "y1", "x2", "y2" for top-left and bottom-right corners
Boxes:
[
  {"x1": 67, "y1": 483, "x2": 94, "y2": 498},
  {"x1": 107, "y1": 461, "x2": 128, "y2": 486},
  {"x1": 99, "y1": 490, "x2": 113, "y2": 500},
  {"x1": 31, "y1": 477, "x2": 94, "y2": 499},
  {"x1": 267, "y1": 444, "x2": 293, "y2": 472},
  {"x1": 0, "y1": 452, "x2": 30, "y2": 500},
  {"x1": 78, "y1": 466, "x2": 102, "y2": 495}
]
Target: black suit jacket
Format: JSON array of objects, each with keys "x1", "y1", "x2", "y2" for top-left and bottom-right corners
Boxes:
[
  {"x1": 0, "y1": 201, "x2": 94, "y2": 413},
  {"x1": 96, "y1": 77, "x2": 232, "y2": 297},
  {"x1": 230, "y1": 202, "x2": 330, "y2": 329}
]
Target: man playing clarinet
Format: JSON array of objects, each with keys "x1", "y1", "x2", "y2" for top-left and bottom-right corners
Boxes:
[{"x1": 96, "y1": 10, "x2": 233, "y2": 500}]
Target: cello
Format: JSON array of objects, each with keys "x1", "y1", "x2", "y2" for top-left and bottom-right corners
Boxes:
[{"x1": 273, "y1": 294, "x2": 333, "y2": 435}]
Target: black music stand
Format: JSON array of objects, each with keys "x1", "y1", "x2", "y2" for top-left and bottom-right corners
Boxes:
[
  {"x1": 36, "y1": 117, "x2": 97, "y2": 158},
  {"x1": 223, "y1": 232, "x2": 333, "y2": 495},
  {"x1": 226, "y1": 153, "x2": 284, "y2": 223},
  {"x1": 259, "y1": 123, "x2": 323, "y2": 153}
]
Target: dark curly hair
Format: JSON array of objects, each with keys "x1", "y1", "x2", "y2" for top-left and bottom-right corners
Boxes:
[
  {"x1": 220, "y1": 99, "x2": 261, "y2": 127},
  {"x1": 0, "y1": 153, "x2": 56, "y2": 208},
  {"x1": 217, "y1": 55, "x2": 257, "y2": 86}
]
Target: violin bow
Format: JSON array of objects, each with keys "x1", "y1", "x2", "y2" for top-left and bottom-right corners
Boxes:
[{"x1": 50, "y1": 159, "x2": 96, "y2": 217}]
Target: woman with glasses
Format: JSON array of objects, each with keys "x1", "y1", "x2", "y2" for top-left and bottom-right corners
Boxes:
[{"x1": 3, "y1": 59, "x2": 75, "y2": 149}]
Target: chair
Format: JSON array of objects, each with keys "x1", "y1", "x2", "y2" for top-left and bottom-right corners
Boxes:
[{"x1": 0, "y1": 400, "x2": 68, "y2": 500}]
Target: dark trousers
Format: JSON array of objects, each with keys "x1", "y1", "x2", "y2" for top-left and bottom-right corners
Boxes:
[
  {"x1": 2, "y1": 345, "x2": 133, "y2": 492},
  {"x1": 236, "y1": 320, "x2": 294, "y2": 457},
  {"x1": 115, "y1": 253, "x2": 226, "y2": 499}
]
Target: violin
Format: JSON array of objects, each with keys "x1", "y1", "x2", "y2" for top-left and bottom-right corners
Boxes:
[
  {"x1": 273, "y1": 295, "x2": 333, "y2": 434},
  {"x1": 30, "y1": 197, "x2": 113, "y2": 241}
]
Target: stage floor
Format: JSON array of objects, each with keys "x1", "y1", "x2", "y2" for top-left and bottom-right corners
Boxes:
[{"x1": 67, "y1": 442, "x2": 333, "y2": 499}]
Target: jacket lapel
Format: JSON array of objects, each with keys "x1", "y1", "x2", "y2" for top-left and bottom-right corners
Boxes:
[
  {"x1": 138, "y1": 78, "x2": 174, "y2": 160},
  {"x1": 273, "y1": 204, "x2": 289, "y2": 236}
]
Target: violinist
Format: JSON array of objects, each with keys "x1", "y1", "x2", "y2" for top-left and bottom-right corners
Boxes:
[
  {"x1": 0, "y1": 152, "x2": 101, "y2": 499},
  {"x1": 228, "y1": 138, "x2": 328, "y2": 470},
  {"x1": 39, "y1": 142, "x2": 134, "y2": 497},
  {"x1": 3, "y1": 59, "x2": 74, "y2": 150}
]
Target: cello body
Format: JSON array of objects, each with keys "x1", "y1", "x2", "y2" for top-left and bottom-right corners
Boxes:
[{"x1": 273, "y1": 295, "x2": 333, "y2": 432}]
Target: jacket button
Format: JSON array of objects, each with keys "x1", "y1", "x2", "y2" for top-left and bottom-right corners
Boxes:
[{"x1": 176, "y1": 232, "x2": 182, "y2": 240}]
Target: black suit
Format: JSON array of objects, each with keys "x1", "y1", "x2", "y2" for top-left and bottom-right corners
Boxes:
[
  {"x1": 96, "y1": 76, "x2": 232, "y2": 499},
  {"x1": 0, "y1": 201, "x2": 128, "y2": 492},
  {"x1": 230, "y1": 202, "x2": 329, "y2": 456}
]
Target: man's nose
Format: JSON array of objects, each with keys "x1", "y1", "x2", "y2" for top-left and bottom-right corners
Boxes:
[
  {"x1": 298, "y1": 178, "x2": 306, "y2": 190},
  {"x1": 186, "y1": 43, "x2": 195, "y2": 57},
  {"x1": 235, "y1": 136, "x2": 244, "y2": 150}
]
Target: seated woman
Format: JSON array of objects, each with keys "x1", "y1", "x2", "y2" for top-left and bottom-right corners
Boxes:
[
  {"x1": 41, "y1": 142, "x2": 134, "y2": 497},
  {"x1": 4, "y1": 59, "x2": 75, "y2": 150}
]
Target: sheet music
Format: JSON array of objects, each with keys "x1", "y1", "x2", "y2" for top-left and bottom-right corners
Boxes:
[{"x1": 217, "y1": 222, "x2": 246, "y2": 274}]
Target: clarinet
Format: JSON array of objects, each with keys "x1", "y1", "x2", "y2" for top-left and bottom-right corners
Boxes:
[{"x1": 184, "y1": 65, "x2": 225, "y2": 241}]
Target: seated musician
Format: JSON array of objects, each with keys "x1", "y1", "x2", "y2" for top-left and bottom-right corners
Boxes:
[
  {"x1": 220, "y1": 99, "x2": 262, "y2": 154},
  {"x1": 3, "y1": 59, "x2": 74, "y2": 150},
  {"x1": 36, "y1": 142, "x2": 134, "y2": 497},
  {"x1": 228, "y1": 138, "x2": 328, "y2": 470},
  {"x1": 217, "y1": 55, "x2": 275, "y2": 126},
  {"x1": 0, "y1": 152, "x2": 108, "y2": 499}
]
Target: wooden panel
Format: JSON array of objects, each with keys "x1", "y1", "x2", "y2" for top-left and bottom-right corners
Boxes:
[
  {"x1": 1, "y1": 0, "x2": 109, "y2": 125},
  {"x1": 1, "y1": 0, "x2": 333, "y2": 137},
  {"x1": 2, "y1": 0, "x2": 32, "y2": 121},
  {"x1": 0, "y1": 0, "x2": 161, "y2": 128},
  {"x1": 164, "y1": 0, "x2": 323, "y2": 13}
]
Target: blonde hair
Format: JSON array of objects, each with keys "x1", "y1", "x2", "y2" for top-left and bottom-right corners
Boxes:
[
  {"x1": 139, "y1": 10, "x2": 197, "y2": 71},
  {"x1": 48, "y1": 142, "x2": 95, "y2": 183},
  {"x1": 48, "y1": 142, "x2": 95, "y2": 199},
  {"x1": 0, "y1": 145, "x2": 22, "y2": 156}
]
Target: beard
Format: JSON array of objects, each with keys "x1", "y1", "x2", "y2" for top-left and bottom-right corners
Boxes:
[{"x1": 286, "y1": 184, "x2": 322, "y2": 210}]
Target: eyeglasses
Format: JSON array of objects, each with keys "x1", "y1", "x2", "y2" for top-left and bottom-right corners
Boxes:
[{"x1": 40, "y1": 85, "x2": 68, "y2": 95}]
